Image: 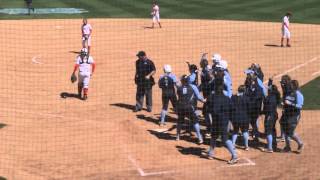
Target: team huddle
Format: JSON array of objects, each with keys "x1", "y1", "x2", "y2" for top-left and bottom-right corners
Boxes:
[{"x1": 134, "y1": 51, "x2": 304, "y2": 165}]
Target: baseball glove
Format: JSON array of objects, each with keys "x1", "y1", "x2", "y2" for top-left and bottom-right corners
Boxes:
[{"x1": 71, "y1": 73, "x2": 77, "y2": 83}]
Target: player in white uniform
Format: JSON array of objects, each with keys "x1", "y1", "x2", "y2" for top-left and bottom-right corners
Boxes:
[
  {"x1": 82, "y1": 18, "x2": 93, "y2": 54},
  {"x1": 151, "y1": 1, "x2": 162, "y2": 28},
  {"x1": 281, "y1": 12, "x2": 292, "y2": 47},
  {"x1": 72, "y1": 48, "x2": 95, "y2": 100}
]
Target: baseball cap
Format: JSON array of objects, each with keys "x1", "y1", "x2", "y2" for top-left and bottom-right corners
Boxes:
[
  {"x1": 163, "y1": 64, "x2": 172, "y2": 73},
  {"x1": 212, "y1": 53, "x2": 222, "y2": 62},
  {"x1": 216, "y1": 60, "x2": 228, "y2": 69},
  {"x1": 136, "y1": 51, "x2": 146, "y2": 57}
]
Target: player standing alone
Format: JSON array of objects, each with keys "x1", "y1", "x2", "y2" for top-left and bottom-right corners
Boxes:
[
  {"x1": 72, "y1": 48, "x2": 95, "y2": 100},
  {"x1": 281, "y1": 12, "x2": 292, "y2": 47},
  {"x1": 151, "y1": 1, "x2": 162, "y2": 28},
  {"x1": 82, "y1": 18, "x2": 93, "y2": 54}
]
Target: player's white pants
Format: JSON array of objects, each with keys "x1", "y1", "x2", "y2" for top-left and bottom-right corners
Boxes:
[
  {"x1": 82, "y1": 35, "x2": 92, "y2": 47},
  {"x1": 78, "y1": 72, "x2": 91, "y2": 89},
  {"x1": 282, "y1": 28, "x2": 290, "y2": 39},
  {"x1": 153, "y1": 14, "x2": 160, "y2": 23}
]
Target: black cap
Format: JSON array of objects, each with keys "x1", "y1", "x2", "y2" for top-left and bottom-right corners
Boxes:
[{"x1": 136, "y1": 51, "x2": 146, "y2": 57}]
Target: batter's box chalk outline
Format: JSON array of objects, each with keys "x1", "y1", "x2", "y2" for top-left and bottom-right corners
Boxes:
[
  {"x1": 219, "y1": 157, "x2": 256, "y2": 168},
  {"x1": 128, "y1": 155, "x2": 174, "y2": 177}
]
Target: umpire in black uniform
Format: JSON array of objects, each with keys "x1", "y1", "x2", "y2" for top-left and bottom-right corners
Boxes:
[{"x1": 134, "y1": 51, "x2": 156, "y2": 112}]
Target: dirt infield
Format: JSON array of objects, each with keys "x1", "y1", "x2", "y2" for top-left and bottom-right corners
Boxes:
[{"x1": 0, "y1": 19, "x2": 319, "y2": 179}]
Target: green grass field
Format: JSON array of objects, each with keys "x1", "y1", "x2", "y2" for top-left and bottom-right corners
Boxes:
[
  {"x1": 0, "y1": 0, "x2": 320, "y2": 23},
  {"x1": 301, "y1": 77, "x2": 320, "y2": 110}
]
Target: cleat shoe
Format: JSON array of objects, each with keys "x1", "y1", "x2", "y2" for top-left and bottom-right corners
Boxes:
[
  {"x1": 262, "y1": 148, "x2": 273, "y2": 153},
  {"x1": 83, "y1": 95, "x2": 88, "y2": 100},
  {"x1": 281, "y1": 146, "x2": 291, "y2": 153},
  {"x1": 176, "y1": 135, "x2": 180, "y2": 141},
  {"x1": 297, "y1": 144, "x2": 304, "y2": 153},
  {"x1": 198, "y1": 139, "x2": 204, "y2": 145},
  {"x1": 286, "y1": 44, "x2": 291, "y2": 47},
  {"x1": 227, "y1": 158, "x2": 239, "y2": 165},
  {"x1": 244, "y1": 147, "x2": 250, "y2": 151}
]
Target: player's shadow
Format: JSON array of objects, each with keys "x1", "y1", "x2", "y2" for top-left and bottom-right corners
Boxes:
[
  {"x1": 143, "y1": 26, "x2": 154, "y2": 29},
  {"x1": 60, "y1": 92, "x2": 80, "y2": 99},
  {"x1": 136, "y1": 114, "x2": 177, "y2": 125},
  {"x1": 110, "y1": 103, "x2": 147, "y2": 111},
  {"x1": 264, "y1": 44, "x2": 281, "y2": 47},
  {"x1": 0, "y1": 123, "x2": 7, "y2": 129},
  {"x1": 148, "y1": 128, "x2": 177, "y2": 141},
  {"x1": 69, "y1": 51, "x2": 81, "y2": 54}
]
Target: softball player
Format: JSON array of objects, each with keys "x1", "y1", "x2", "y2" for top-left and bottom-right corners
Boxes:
[
  {"x1": 281, "y1": 80, "x2": 304, "y2": 153},
  {"x1": 151, "y1": 1, "x2": 162, "y2": 28},
  {"x1": 25, "y1": 0, "x2": 34, "y2": 15},
  {"x1": 176, "y1": 75, "x2": 205, "y2": 144},
  {"x1": 72, "y1": 48, "x2": 95, "y2": 100},
  {"x1": 231, "y1": 85, "x2": 250, "y2": 151},
  {"x1": 158, "y1": 65, "x2": 178, "y2": 126},
  {"x1": 244, "y1": 71, "x2": 265, "y2": 141},
  {"x1": 281, "y1": 12, "x2": 292, "y2": 47},
  {"x1": 279, "y1": 75, "x2": 292, "y2": 141},
  {"x1": 82, "y1": 18, "x2": 92, "y2": 54},
  {"x1": 205, "y1": 83, "x2": 238, "y2": 164},
  {"x1": 262, "y1": 84, "x2": 281, "y2": 153}
]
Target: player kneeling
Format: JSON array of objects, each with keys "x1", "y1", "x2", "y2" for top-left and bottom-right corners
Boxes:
[{"x1": 72, "y1": 48, "x2": 95, "y2": 100}]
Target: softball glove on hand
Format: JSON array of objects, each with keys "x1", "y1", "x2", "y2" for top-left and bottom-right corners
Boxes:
[{"x1": 71, "y1": 73, "x2": 77, "y2": 83}]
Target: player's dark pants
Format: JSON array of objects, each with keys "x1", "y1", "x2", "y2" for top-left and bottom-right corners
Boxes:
[
  {"x1": 281, "y1": 113, "x2": 303, "y2": 149},
  {"x1": 209, "y1": 121, "x2": 237, "y2": 159},
  {"x1": 176, "y1": 105, "x2": 202, "y2": 142},
  {"x1": 231, "y1": 121, "x2": 249, "y2": 148},
  {"x1": 264, "y1": 114, "x2": 278, "y2": 150},
  {"x1": 136, "y1": 86, "x2": 152, "y2": 111},
  {"x1": 160, "y1": 93, "x2": 177, "y2": 124},
  {"x1": 249, "y1": 101, "x2": 262, "y2": 139}
]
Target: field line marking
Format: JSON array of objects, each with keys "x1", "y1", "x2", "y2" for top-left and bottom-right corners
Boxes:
[
  {"x1": 219, "y1": 157, "x2": 256, "y2": 168},
  {"x1": 128, "y1": 155, "x2": 146, "y2": 176},
  {"x1": 312, "y1": 71, "x2": 320, "y2": 76},
  {"x1": 128, "y1": 155, "x2": 174, "y2": 177},
  {"x1": 264, "y1": 56, "x2": 319, "y2": 83},
  {"x1": 32, "y1": 55, "x2": 43, "y2": 64}
]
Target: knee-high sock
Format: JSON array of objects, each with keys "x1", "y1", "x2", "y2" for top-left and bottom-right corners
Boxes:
[
  {"x1": 225, "y1": 140, "x2": 237, "y2": 159},
  {"x1": 194, "y1": 123, "x2": 203, "y2": 141},
  {"x1": 291, "y1": 133, "x2": 303, "y2": 146},
  {"x1": 231, "y1": 133, "x2": 238, "y2": 145},
  {"x1": 267, "y1": 134, "x2": 273, "y2": 150},
  {"x1": 243, "y1": 131, "x2": 249, "y2": 148},
  {"x1": 209, "y1": 138, "x2": 216, "y2": 156},
  {"x1": 160, "y1": 110, "x2": 167, "y2": 124}
]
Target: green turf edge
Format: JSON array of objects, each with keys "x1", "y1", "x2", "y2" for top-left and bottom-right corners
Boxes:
[{"x1": 301, "y1": 76, "x2": 320, "y2": 110}]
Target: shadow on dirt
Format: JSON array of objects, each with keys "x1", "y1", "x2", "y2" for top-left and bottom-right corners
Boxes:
[
  {"x1": 60, "y1": 92, "x2": 80, "y2": 99},
  {"x1": 264, "y1": 44, "x2": 281, "y2": 47}
]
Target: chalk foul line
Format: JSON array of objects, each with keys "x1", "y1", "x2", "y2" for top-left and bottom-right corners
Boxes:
[
  {"x1": 264, "y1": 56, "x2": 319, "y2": 83},
  {"x1": 128, "y1": 155, "x2": 174, "y2": 177}
]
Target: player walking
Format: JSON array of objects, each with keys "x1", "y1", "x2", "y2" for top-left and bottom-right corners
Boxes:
[
  {"x1": 151, "y1": 1, "x2": 162, "y2": 28},
  {"x1": 262, "y1": 84, "x2": 281, "y2": 152},
  {"x1": 231, "y1": 85, "x2": 250, "y2": 151},
  {"x1": 205, "y1": 83, "x2": 238, "y2": 164},
  {"x1": 281, "y1": 80, "x2": 304, "y2": 153},
  {"x1": 176, "y1": 75, "x2": 205, "y2": 144},
  {"x1": 72, "y1": 48, "x2": 95, "y2": 100},
  {"x1": 82, "y1": 18, "x2": 93, "y2": 54},
  {"x1": 158, "y1": 65, "x2": 178, "y2": 126},
  {"x1": 281, "y1": 12, "x2": 292, "y2": 47}
]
